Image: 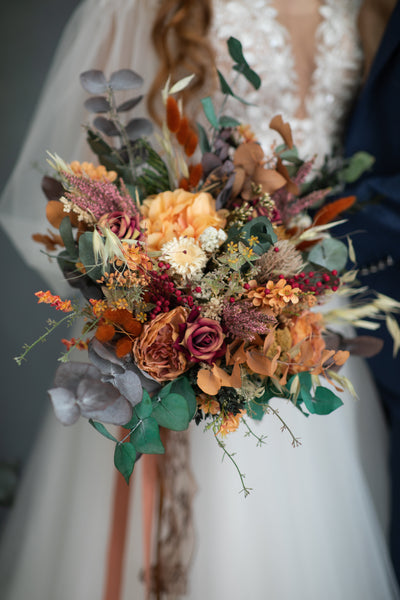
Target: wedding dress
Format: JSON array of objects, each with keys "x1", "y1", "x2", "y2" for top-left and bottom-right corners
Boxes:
[{"x1": 0, "y1": 0, "x2": 399, "y2": 599}]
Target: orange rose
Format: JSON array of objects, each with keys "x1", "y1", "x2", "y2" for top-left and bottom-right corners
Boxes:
[
  {"x1": 141, "y1": 189, "x2": 226, "y2": 251},
  {"x1": 289, "y1": 312, "x2": 326, "y2": 373},
  {"x1": 132, "y1": 307, "x2": 189, "y2": 382}
]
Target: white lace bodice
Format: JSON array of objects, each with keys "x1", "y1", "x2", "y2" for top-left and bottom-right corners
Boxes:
[{"x1": 212, "y1": 0, "x2": 363, "y2": 162}]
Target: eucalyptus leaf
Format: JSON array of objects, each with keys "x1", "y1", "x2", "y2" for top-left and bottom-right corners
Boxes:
[
  {"x1": 89, "y1": 419, "x2": 118, "y2": 442},
  {"x1": 84, "y1": 96, "x2": 110, "y2": 114},
  {"x1": 125, "y1": 118, "x2": 154, "y2": 141},
  {"x1": 227, "y1": 37, "x2": 261, "y2": 90},
  {"x1": 201, "y1": 97, "x2": 219, "y2": 129},
  {"x1": 170, "y1": 377, "x2": 197, "y2": 420},
  {"x1": 241, "y1": 216, "x2": 277, "y2": 254},
  {"x1": 80, "y1": 70, "x2": 108, "y2": 94},
  {"x1": 93, "y1": 116, "x2": 120, "y2": 137},
  {"x1": 59, "y1": 217, "x2": 78, "y2": 260},
  {"x1": 308, "y1": 238, "x2": 348, "y2": 272},
  {"x1": 130, "y1": 415, "x2": 164, "y2": 454},
  {"x1": 117, "y1": 95, "x2": 144, "y2": 112},
  {"x1": 135, "y1": 390, "x2": 153, "y2": 419},
  {"x1": 109, "y1": 69, "x2": 144, "y2": 90},
  {"x1": 339, "y1": 151, "x2": 375, "y2": 183},
  {"x1": 152, "y1": 393, "x2": 190, "y2": 431},
  {"x1": 312, "y1": 386, "x2": 343, "y2": 415},
  {"x1": 78, "y1": 232, "x2": 104, "y2": 281},
  {"x1": 219, "y1": 115, "x2": 241, "y2": 128},
  {"x1": 114, "y1": 442, "x2": 136, "y2": 483}
]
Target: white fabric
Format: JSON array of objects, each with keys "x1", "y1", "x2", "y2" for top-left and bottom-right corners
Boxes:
[{"x1": 1, "y1": 0, "x2": 399, "y2": 598}]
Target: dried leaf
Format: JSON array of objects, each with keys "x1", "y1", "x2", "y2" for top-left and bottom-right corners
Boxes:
[
  {"x1": 269, "y1": 115, "x2": 293, "y2": 149},
  {"x1": 197, "y1": 368, "x2": 221, "y2": 396},
  {"x1": 313, "y1": 196, "x2": 356, "y2": 227},
  {"x1": 386, "y1": 315, "x2": 400, "y2": 357}
]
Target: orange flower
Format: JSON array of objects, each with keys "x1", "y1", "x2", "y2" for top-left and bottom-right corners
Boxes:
[
  {"x1": 141, "y1": 189, "x2": 226, "y2": 251},
  {"x1": 35, "y1": 290, "x2": 73, "y2": 312},
  {"x1": 197, "y1": 394, "x2": 220, "y2": 416},
  {"x1": 69, "y1": 161, "x2": 117, "y2": 182},
  {"x1": 95, "y1": 308, "x2": 143, "y2": 357},
  {"x1": 132, "y1": 307, "x2": 189, "y2": 382},
  {"x1": 218, "y1": 411, "x2": 245, "y2": 436}
]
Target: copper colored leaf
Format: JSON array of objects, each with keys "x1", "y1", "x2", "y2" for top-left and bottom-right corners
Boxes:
[
  {"x1": 197, "y1": 368, "x2": 221, "y2": 396},
  {"x1": 313, "y1": 196, "x2": 356, "y2": 227},
  {"x1": 269, "y1": 115, "x2": 293, "y2": 149},
  {"x1": 254, "y1": 166, "x2": 287, "y2": 194},
  {"x1": 234, "y1": 142, "x2": 264, "y2": 175}
]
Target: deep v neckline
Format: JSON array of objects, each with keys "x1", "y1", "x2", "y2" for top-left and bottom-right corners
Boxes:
[{"x1": 266, "y1": 0, "x2": 327, "y2": 119}]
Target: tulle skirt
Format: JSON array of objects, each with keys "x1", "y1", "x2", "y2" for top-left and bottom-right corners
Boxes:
[{"x1": 1, "y1": 354, "x2": 399, "y2": 600}]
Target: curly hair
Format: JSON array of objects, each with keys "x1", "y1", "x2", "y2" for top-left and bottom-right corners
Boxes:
[{"x1": 148, "y1": 0, "x2": 216, "y2": 123}]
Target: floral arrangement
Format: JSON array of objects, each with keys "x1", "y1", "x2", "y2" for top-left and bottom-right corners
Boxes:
[{"x1": 18, "y1": 38, "x2": 400, "y2": 492}]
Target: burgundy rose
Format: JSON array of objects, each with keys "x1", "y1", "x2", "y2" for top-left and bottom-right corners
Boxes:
[
  {"x1": 176, "y1": 308, "x2": 226, "y2": 364},
  {"x1": 98, "y1": 211, "x2": 141, "y2": 240}
]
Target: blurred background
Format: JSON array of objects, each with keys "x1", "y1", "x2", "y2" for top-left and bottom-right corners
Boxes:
[{"x1": 0, "y1": 0, "x2": 81, "y2": 529}]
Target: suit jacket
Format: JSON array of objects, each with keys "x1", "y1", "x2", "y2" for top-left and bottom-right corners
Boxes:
[{"x1": 340, "y1": 1, "x2": 400, "y2": 399}]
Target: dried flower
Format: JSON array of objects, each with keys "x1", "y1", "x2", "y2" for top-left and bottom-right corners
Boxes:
[
  {"x1": 176, "y1": 307, "x2": 226, "y2": 364},
  {"x1": 141, "y1": 189, "x2": 226, "y2": 251},
  {"x1": 257, "y1": 240, "x2": 305, "y2": 283},
  {"x1": 161, "y1": 237, "x2": 207, "y2": 278},
  {"x1": 132, "y1": 307, "x2": 189, "y2": 382}
]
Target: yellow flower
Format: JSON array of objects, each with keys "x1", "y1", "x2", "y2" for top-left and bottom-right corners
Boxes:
[{"x1": 141, "y1": 189, "x2": 226, "y2": 251}]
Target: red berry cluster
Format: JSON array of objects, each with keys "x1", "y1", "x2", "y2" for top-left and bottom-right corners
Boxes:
[
  {"x1": 283, "y1": 269, "x2": 340, "y2": 296},
  {"x1": 147, "y1": 262, "x2": 199, "y2": 319}
]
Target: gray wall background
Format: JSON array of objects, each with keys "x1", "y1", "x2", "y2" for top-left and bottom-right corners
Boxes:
[{"x1": 0, "y1": 0, "x2": 81, "y2": 528}]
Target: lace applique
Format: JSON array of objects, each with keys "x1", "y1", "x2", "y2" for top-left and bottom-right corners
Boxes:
[{"x1": 212, "y1": 0, "x2": 363, "y2": 164}]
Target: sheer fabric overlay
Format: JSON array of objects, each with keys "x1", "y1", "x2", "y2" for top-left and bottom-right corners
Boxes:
[{"x1": 0, "y1": 0, "x2": 399, "y2": 599}]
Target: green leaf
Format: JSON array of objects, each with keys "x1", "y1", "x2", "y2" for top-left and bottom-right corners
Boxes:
[
  {"x1": 247, "y1": 400, "x2": 266, "y2": 421},
  {"x1": 312, "y1": 386, "x2": 343, "y2": 415},
  {"x1": 339, "y1": 151, "x2": 375, "y2": 183},
  {"x1": 170, "y1": 377, "x2": 197, "y2": 420},
  {"x1": 241, "y1": 216, "x2": 277, "y2": 254},
  {"x1": 217, "y1": 69, "x2": 234, "y2": 96},
  {"x1": 56, "y1": 249, "x2": 76, "y2": 272},
  {"x1": 227, "y1": 38, "x2": 261, "y2": 90},
  {"x1": 59, "y1": 217, "x2": 79, "y2": 260},
  {"x1": 78, "y1": 232, "x2": 104, "y2": 281},
  {"x1": 201, "y1": 97, "x2": 219, "y2": 129},
  {"x1": 219, "y1": 115, "x2": 241, "y2": 128},
  {"x1": 152, "y1": 393, "x2": 190, "y2": 431},
  {"x1": 114, "y1": 442, "x2": 136, "y2": 484},
  {"x1": 308, "y1": 238, "x2": 348, "y2": 272},
  {"x1": 135, "y1": 390, "x2": 153, "y2": 419},
  {"x1": 130, "y1": 415, "x2": 165, "y2": 454},
  {"x1": 89, "y1": 419, "x2": 118, "y2": 442},
  {"x1": 196, "y1": 122, "x2": 211, "y2": 154}
]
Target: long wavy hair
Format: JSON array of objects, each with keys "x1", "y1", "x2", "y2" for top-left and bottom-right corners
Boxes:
[{"x1": 148, "y1": 0, "x2": 216, "y2": 123}]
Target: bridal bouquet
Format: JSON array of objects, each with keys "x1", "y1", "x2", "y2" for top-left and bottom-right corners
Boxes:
[{"x1": 18, "y1": 38, "x2": 399, "y2": 487}]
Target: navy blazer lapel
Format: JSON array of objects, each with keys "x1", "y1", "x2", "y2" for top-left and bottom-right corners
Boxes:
[{"x1": 362, "y1": 0, "x2": 400, "y2": 92}]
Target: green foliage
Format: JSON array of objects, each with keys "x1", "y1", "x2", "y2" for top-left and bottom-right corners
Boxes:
[
  {"x1": 338, "y1": 151, "x2": 375, "y2": 183},
  {"x1": 152, "y1": 393, "x2": 190, "y2": 431},
  {"x1": 196, "y1": 122, "x2": 211, "y2": 154},
  {"x1": 89, "y1": 419, "x2": 118, "y2": 442},
  {"x1": 217, "y1": 70, "x2": 254, "y2": 107},
  {"x1": 201, "y1": 97, "x2": 219, "y2": 129},
  {"x1": 59, "y1": 217, "x2": 79, "y2": 260},
  {"x1": 308, "y1": 238, "x2": 348, "y2": 272},
  {"x1": 241, "y1": 216, "x2": 277, "y2": 254},
  {"x1": 78, "y1": 232, "x2": 104, "y2": 281},
  {"x1": 227, "y1": 37, "x2": 261, "y2": 90},
  {"x1": 114, "y1": 442, "x2": 136, "y2": 484}
]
